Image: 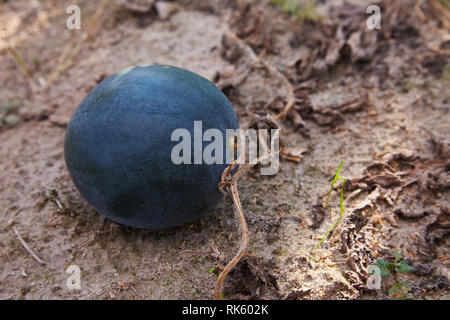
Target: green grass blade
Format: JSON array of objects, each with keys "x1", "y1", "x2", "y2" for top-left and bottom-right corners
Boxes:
[{"x1": 313, "y1": 173, "x2": 346, "y2": 252}]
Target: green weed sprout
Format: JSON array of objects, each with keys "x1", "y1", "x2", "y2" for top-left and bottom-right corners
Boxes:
[
  {"x1": 314, "y1": 161, "x2": 345, "y2": 251},
  {"x1": 370, "y1": 251, "x2": 416, "y2": 299},
  {"x1": 372, "y1": 250, "x2": 415, "y2": 277},
  {"x1": 324, "y1": 160, "x2": 343, "y2": 208},
  {"x1": 268, "y1": 0, "x2": 321, "y2": 22}
]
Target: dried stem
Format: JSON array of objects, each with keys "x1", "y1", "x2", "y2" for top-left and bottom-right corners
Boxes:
[
  {"x1": 223, "y1": 27, "x2": 295, "y2": 120},
  {"x1": 270, "y1": 67, "x2": 295, "y2": 120},
  {"x1": 214, "y1": 144, "x2": 279, "y2": 299},
  {"x1": 13, "y1": 226, "x2": 46, "y2": 265},
  {"x1": 6, "y1": 46, "x2": 36, "y2": 89},
  {"x1": 214, "y1": 182, "x2": 249, "y2": 300}
]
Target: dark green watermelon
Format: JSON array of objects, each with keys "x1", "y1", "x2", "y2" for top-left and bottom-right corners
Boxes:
[{"x1": 64, "y1": 65, "x2": 239, "y2": 229}]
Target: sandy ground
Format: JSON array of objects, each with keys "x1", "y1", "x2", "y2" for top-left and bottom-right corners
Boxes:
[{"x1": 0, "y1": 0, "x2": 449, "y2": 299}]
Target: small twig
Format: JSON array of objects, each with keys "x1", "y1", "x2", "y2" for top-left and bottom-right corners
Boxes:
[
  {"x1": 414, "y1": 0, "x2": 427, "y2": 22},
  {"x1": 272, "y1": 68, "x2": 295, "y2": 120},
  {"x1": 429, "y1": 0, "x2": 450, "y2": 29},
  {"x1": 13, "y1": 226, "x2": 46, "y2": 265},
  {"x1": 430, "y1": 0, "x2": 450, "y2": 18}
]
